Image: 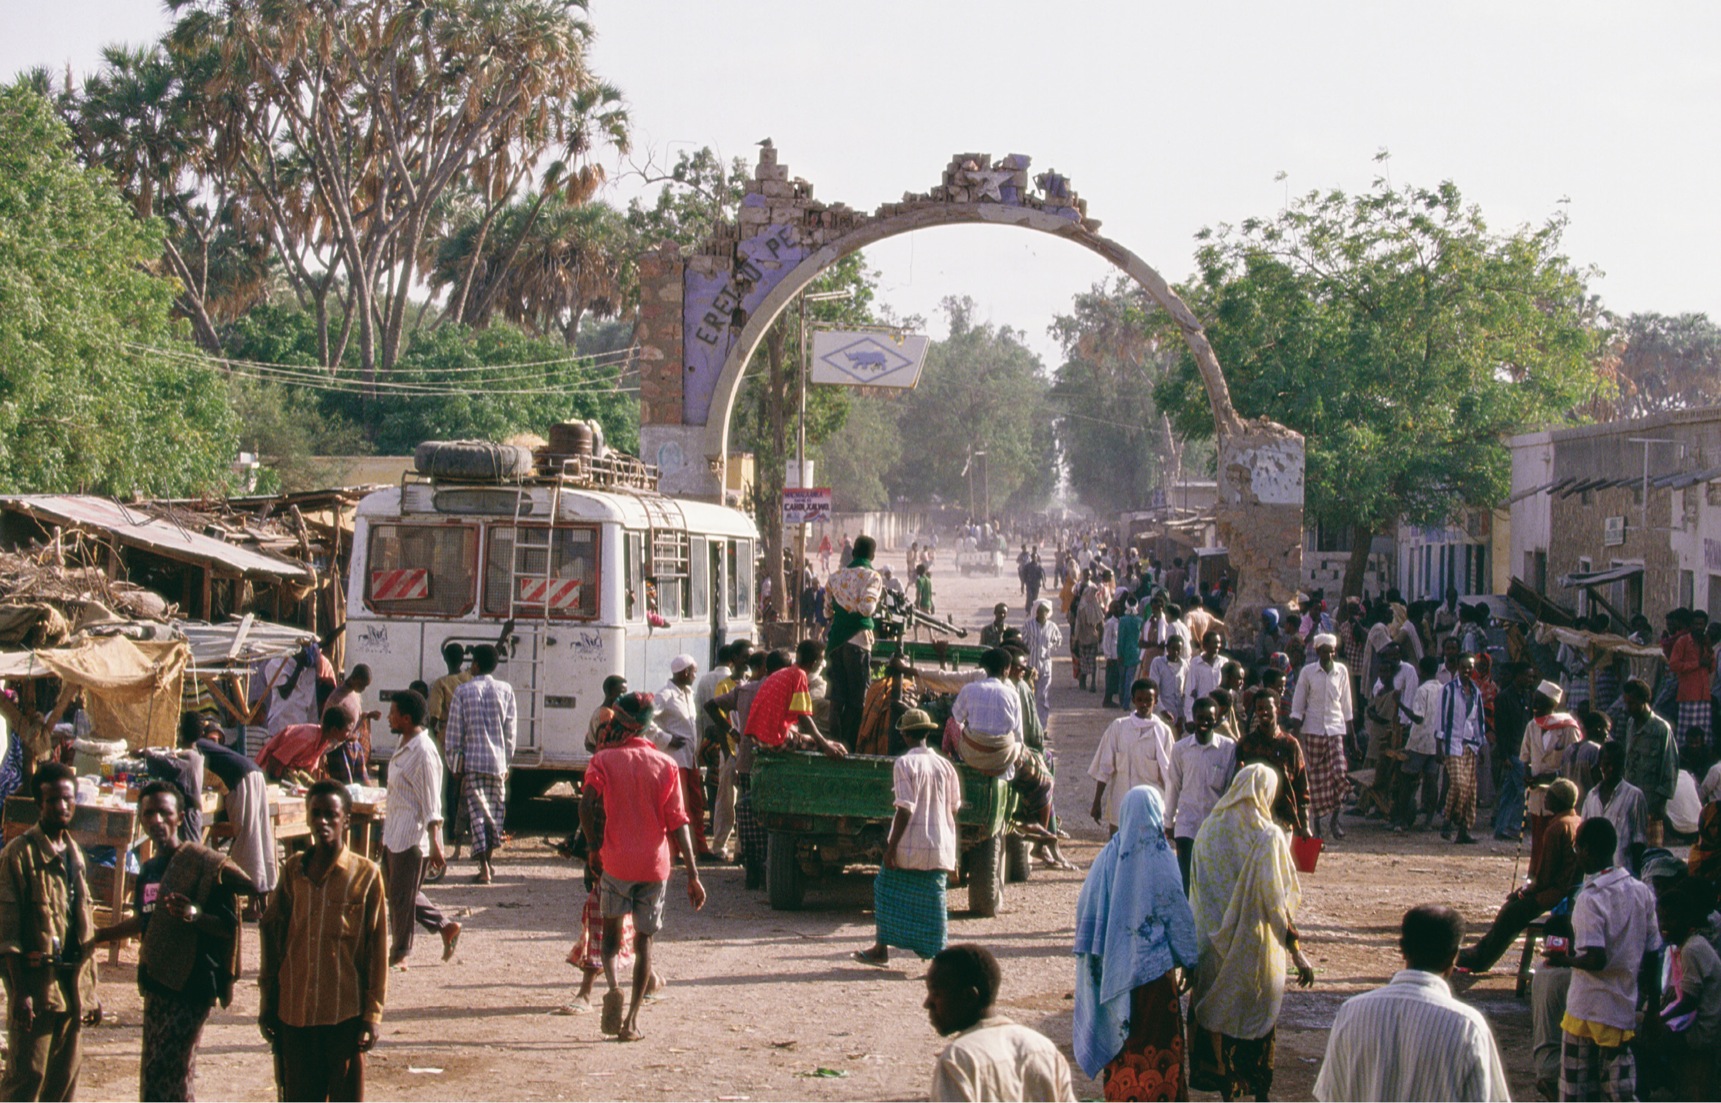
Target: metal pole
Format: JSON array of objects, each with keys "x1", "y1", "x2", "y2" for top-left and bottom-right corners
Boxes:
[{"x1": 795, "y1": 293, "x2": 808, "y2": 642}]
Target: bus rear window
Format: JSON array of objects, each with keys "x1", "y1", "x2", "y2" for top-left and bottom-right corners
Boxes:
[
  {"x1": 483, "y1": 525, "x2": 600, "y2": 619},
  {"x1": 365, "y1": 524, "x2": 477, "y2": 617}
]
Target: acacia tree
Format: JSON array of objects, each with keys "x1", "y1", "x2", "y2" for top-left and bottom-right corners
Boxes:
[
  {"x1": 1050, "y1": 279, "x2": 1186, "y2": 515},
  {"x1": 164, "y1": 0, "x2": 623, "y2": 383},
  {"x1": 1155, "y1": 168, "x2": 1605, "y2": 597},
  {"x1": 1590, "y1": 312, "x2": 1721, "y2": 419}
]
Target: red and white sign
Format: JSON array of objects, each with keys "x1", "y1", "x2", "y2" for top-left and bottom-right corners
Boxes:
[
  {"x1": 518, "y1": 577, "x2": 583, "y2": 609},
  {"x1": 371, "y1": 568, "x2": 429, "y2": 601}
]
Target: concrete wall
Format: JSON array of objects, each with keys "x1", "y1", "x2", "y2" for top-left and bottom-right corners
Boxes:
[{"x1": 1510, "y1": 408, "x2": 1721, "y2": 624}]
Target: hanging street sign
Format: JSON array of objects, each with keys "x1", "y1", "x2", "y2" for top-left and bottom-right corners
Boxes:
[{"x1": 810, "y1": 331, "x2": 930, "y2": 389}]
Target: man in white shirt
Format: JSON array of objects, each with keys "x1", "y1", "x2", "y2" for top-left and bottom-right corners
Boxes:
[
  {"x1": 1313, "y1": 904, "x2": 1510, "y2": 1102},
  {"x1": 925, "y1": 944, "x2": 1076, "y2": 1102},
  {"x1": 381, "y1": 690, "x2": 460, "y2": 965},
  {"x1": 1165, "y1": 698, "x2": 1237, "y2": 893},
  {"x1": 1436, "y1": 654, "x2": 1486, "y2": 845},
  {"x1": 1290, "y1": 632, "x2": 1354, "y2": 839},
  {"x1": 655, "y1": 654, "x2": 712, "y2": 858},
  {"x1": 854, "y1": 710, "x2": 962, "y2": 968},
  {"x1": 1183, "y1": 630, "x2": 1228, "y2": 724},
  {"x1": 1545, "y1": 816, "x2": 1661, "y2": 1101},
  {"x1": 1088, "y1": 680, "x2": 1175, "y2": 832},
  {"x1": 950, "y1": 650, "x2": 1023, "y2": 775},
  {"x1": 1394, "y1": 656, "x2": 1445, "y2": 834},
  {"x1": 1148, "y1": 635, "x2": 1190, "y2": 731},
  {"x1": 1579, "y1": 740, "x2": 1649, "y2": 876}
]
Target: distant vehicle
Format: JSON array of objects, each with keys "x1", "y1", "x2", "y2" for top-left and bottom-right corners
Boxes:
[{"x1": 346, "y1": 442, "x2": 757, "y2": 800}]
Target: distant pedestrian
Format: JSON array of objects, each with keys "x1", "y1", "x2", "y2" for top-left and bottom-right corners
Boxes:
[
  {"x1": 380, "y1": 690, "x2": 462, "y2": 966},
  {"x1": 925, "y1": 944, "x2": 1076, "y2": 1102},
  {"x1": 445, "y1": 644, "x2": 518, "y2": 884}
]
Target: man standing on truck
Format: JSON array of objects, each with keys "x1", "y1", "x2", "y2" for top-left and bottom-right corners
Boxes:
[
  {"x1": 445, "y1": 644, "x2": 518, "y2": 885},
  {"x1": 825, "y1": 536, "x2": 885, "y2": 750},
  {"x1": 852, "y1": 709, "x2": 962, "y2": 969}
]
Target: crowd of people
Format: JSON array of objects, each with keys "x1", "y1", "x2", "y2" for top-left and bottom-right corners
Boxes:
[{"x1": 10, "y1": 524, "x2": 1721, "y2": 1101}]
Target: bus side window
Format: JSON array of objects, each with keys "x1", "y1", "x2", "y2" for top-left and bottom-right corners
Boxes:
[
  {"x1": 690, "y1": 536, "x2": 709, "y2": 618},
  {"x1": 725, "y1": 538, "x2": 754, "y2": 620},
  {"x1": 624, "y1": 531, "x2": 645, "y2": 621}
]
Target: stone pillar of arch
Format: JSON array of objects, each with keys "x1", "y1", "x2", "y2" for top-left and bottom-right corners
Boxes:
[{"x1": 634, "y1": 146, "x2": 1304, "y2": 646}]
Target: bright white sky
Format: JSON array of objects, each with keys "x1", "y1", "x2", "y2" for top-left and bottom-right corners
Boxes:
[{"x1": 7, "y1": 1, "x2": 1719, "y2": 370}]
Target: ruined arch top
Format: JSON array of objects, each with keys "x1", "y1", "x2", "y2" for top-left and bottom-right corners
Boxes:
[{"x1": 633, "y1": 146, "x2": 1306, "y2": 624}]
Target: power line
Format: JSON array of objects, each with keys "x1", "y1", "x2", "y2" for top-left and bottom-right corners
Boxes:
[
  {"x1": 128, "y1": 342, "x2": 639, "y2": 397},
  {"x1": 122, "y1": 339, "x2": 640, "y2": 374}
]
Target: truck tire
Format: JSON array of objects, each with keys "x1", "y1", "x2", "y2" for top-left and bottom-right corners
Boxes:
[
  {"x1": 1005, "y1": 834, "x2": 1032, "y2": 883},
  {"x1": 413, "y1": 440, "x2": 536, "y2": 481},
  {"x1": 767, "y1": 832, "x2": 806, "y2": 911},
  {"x1": 968, "y1": 835, "x2": 1003, "y2": 917}
]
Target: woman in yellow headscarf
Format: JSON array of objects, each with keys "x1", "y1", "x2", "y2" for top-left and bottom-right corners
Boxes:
[{"x1": 1187, "y1": 764, "x2": 1316, "y2": 1101}]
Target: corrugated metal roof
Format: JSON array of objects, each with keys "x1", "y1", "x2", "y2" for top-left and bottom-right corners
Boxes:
[{"x1": 0, "y1": 496, "x2": 313, "y2": 582}]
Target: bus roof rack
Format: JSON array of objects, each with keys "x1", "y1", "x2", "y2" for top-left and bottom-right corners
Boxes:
[{"x1": 401, "y1": 450, "x2": 661, "y2": 495}]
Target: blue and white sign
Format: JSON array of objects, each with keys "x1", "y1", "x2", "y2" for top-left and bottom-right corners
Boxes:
[{"x1": 810, "y1": 331, "x2": 930, "y2": 389}]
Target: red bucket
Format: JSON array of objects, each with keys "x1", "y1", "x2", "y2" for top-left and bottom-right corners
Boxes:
[{"x1": 1291, "y1": 835, "x2": 1323, "y2": 874}]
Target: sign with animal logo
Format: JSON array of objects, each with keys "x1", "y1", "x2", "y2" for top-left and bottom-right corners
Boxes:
[{"x1": 810, "y1": 331, "x2": 930, "y2": 389}]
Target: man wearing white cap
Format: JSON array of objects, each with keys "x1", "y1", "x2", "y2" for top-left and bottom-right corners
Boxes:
[
  {"x1": 1520, "y1": 679, "x2": 1580, "y2": 869},
  {"x1": 1291, "y1": 632, "x2": 1354, "y2": 839},
  {"x1": 656, "y1": 655, "x2": 712, "y2": 857}
]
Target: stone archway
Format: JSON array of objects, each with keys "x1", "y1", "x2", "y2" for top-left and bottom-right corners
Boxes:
[{"x1": 634, "y1": 146, "x2": 1305, "y2": 641}]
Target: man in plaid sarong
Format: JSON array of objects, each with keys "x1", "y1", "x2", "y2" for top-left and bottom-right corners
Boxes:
[
  {"x1": 1291, "y1": 633, "x2": 1354, "y2": 839},
  {"x1": 854, "y1": 710, "x2": 960, "y2": 967},
  {"x1": 445, "y1": 645, "x2": 517, "y2": 885}
]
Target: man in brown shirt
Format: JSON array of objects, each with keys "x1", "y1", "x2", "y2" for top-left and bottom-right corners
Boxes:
[
  {"x1": 0, "y1": 761, "x2": 100, "y2": 1102},
  {"x1": 260, "y1": 780, "x2": 388, "y2": 1101},
  {"x1": 1457, "y1": 777, "x2": 1584, "y2": 972}
]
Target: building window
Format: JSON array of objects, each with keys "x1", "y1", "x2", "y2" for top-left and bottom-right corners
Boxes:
[{"x1": 1681, "y1": 569, "x2": 1696, "y2": 610}]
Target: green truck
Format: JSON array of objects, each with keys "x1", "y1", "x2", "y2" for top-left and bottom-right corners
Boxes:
[{"x1": 748, "y1": 750, "x2": 1027, "y2": 917}]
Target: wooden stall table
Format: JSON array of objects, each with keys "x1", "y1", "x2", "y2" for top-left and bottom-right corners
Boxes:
[{"x1": 3, "y1": 790, "x2": 220, "y2": 964}]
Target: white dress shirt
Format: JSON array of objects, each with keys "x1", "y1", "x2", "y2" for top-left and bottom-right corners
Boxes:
[
  {"x1": 1436, "y1": 678, "x2": 1485, "y2": 756},
  {"x1": 893, "y1": 746, "x2": 962, "y2": 871},
  {"x1": 1568, "y1": 867, "x2": 1661, "y2": 1031},
  {"x1": 653, "y1": 681, "x2": 700, "y2": 770},
  {"x1": 932, "y1": 1015, "x2": 1077, "y2": 1103},
  {"x1": 1147, "y1": 656, "x2": 1189, "y2": 728},
  {"x1": 1164, "y1": 733, "x2": 1237, "y2": 839},
  {"x1": 1291, "y1": 661, "x2": 1353, "y2": 736},
  {"x1": 1313, "y1": 970, "x2": 1511, "y2": 1102},
  {"x1": 1087, "y1": 713, "x2": 1175, "y2": 826},
  {"x1": 382, "y1": 730, "x2": 444, "y2": 854},
  {"x1": 1404, "y1": 680, "x2": 1443, "y2": 756},
  {"x1": 1183, "y1": 653, "x2": 1227, "y2": 721}
]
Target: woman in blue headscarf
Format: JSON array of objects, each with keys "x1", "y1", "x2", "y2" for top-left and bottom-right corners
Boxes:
[{"x1": 1073, "y1": 785, "x2": 1198, "y2": 1100}]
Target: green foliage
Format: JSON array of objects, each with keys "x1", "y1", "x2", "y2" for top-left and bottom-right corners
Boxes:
[
  {"x1": 226, "y1": 379, "x2": 369, "y2": 493},
  {"x1": 626, "y1": 147, "x2": 752, "y2": 251},
  {"x1": 1154, "y1": 170, "x2": 1605, "y2": 542},
  {"x1": 0, "y1": 86, "x2": 235, "y2": 496},
  {"x1": 884, "y1": 297, "x2": 1055, "y2": 514},
  {"x1": 220, "y1": 305, "x2": 636, "y2": 463},
  {"x1": 1050, "y1": 279, "x2": 1183, "y2": 514}
]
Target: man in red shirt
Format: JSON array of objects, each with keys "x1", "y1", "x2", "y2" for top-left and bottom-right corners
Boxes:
[
  {"x1": 255, "y1": 708, "x2": 359, "y2": 782},
  {"x1": 743, "y1": 640, "x2": 849, "y2": 757},
  {"x1": 579, "y1": 694, "x2": 706, "y2": 1043}
]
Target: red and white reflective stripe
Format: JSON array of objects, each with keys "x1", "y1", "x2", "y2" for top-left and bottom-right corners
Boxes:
[
  {"x1": 371, "y1": 568, "x2": 429, "y2": 601},
  {"x1": 518, "y1": 577, "x2": 582, "y2": 608}
]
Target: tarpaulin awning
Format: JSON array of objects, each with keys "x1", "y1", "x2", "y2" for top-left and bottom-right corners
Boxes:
[
  {"x1": 1560, "y1": 564, "x2": 1644, "y2": 589},
  {"x1": 0, "y1": 495, "x2": 314, "y2": 582},
  {"x1": 176, "y1": 617, "x2": 313, "y2": 673},
  {"x1": 22, "y1": 636, "x2": 189, "y2": 749}
]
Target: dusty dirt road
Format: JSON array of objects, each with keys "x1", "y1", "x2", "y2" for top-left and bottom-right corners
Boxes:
[{"x1": 80, "y1": 563, "x2": 1545, "y2": 1100}]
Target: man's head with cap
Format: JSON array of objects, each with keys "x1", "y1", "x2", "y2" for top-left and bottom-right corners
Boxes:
[
  {"x1": 897, "y1": 708, "x2": 940, "y2": 745},
  {"x1": 1534, "y1": 679, "x2": 1563, "y2": 715},
  {"x1": 670, "y1": 654, "x2": 699, "y2": 686}
]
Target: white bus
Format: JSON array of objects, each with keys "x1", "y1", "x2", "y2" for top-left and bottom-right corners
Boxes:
[{"x1": 345, "y1": 466, "x2": 757, "y2": 797}]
